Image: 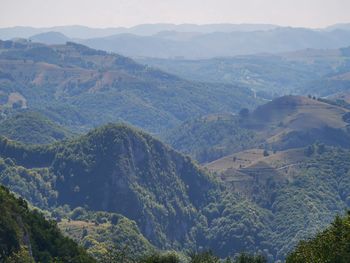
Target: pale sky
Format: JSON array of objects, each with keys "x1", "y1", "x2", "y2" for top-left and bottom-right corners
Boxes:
[{"x1": 0, "y1": 0, "x2": 349, "y2": 28}]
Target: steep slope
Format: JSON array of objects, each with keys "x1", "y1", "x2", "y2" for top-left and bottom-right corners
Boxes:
[
  {"x1": 2, "y1": 123, "x2": 350, "y2": 260},
  {"x1": 0, "y1": 40, "x2": 258, "y2": 133},
  {"x1": 52, "y1": 124, "x2": 215, "y2": 247},
  {"x1": 0, "y1": 123, "x2": 216, "y2": 249},
  {"x1": 0, "y1": 185, "x2": 95, "y2": 262},
  {"x1": 0, "y1": 123, "x2": 276, "y2": 259},
  {"x1": 0, "y1": 110, "x2": 73, "y2": 144}
]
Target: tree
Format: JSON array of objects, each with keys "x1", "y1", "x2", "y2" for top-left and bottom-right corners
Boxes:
[
  {"x1": 111, "y1": 214, "x2": 119, "y2": 225},
  {"x1": 139, "y1": 252, "x2": 180, "y2": 263},
  {"x1": 99, "y1": 244, "x2": 136, "y2": 263},
  {"x1": 263, "y1": 150, "x2": 269, "y2": 157},
  {"x1": 233, "y1": 253, "x2": 267, "y2": 263},
  {"x1": 6, "y1": 246, "x2": 34, "y2": 263},
  {"x1": 82, "y1": 228, "x2": 88, "y2": 238},
  {"x1": 317, "y1": 143, "x2": 326, "y2": 154},
  {"x1": 189, "y1": 251, "x2": 220, "y2": 263},
  {"x1": 239, "y1": 108, "x2": 250, "y2": 119},
  {"x1": 304, "y1": 145, "x2": 315, "y2": 157}
]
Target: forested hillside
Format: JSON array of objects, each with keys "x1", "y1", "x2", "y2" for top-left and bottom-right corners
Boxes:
[
  {"x1": 0, "y1": 124, "x2": 219, "y2": 253},
  {"x1": 0, "y1": 185, "x2": 95, "y2": 262},
  {"x1": 2, "y1": 2, "x2": 350, "y2": 262},
  {"x1": 163, "y1": 113, "x2": 259, "y2": 163},
  {"x1": 1, "y1": 122, "x2": 350, "y2": 261},
  {"x1": 0, "y1": 40, "x2": 258, "y2": 133},
  {"x1": 0, "y1": 110, "x2": 73, "y2": 144}
]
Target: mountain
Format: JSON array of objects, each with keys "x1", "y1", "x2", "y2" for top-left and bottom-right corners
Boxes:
[
  {"x1": 325, "y1": 23, "x2": 350, "y2": 31},
  {"x1": 0, "y1": 24, "x2": 279, "y2": 40},
  {"x1": 0, "y1": 110, "x2": 73, "y2": 144},
  {"x1": 0, "y1": 123, "x2": 274, "y2": 260},
  {"x1": 165, "y1": 96, "x2": 350, "y2": 163},
  {"x1": 81, "y1": 28, "x2": 350, "y2": 59},
  {"x1": 0, "y1": 40, "x2": 258, "y2": 133},
  {"x1": 2, "y1": 121, "x2": 350, "y2": 260},
  {"x1": 2, "y1": 24, "x2": 350, "y2": 59},
  {"x1": 29, "y1": 31, "x2": 70, "y2": 45},
  {"x1": 138, "y1": 46, "x2": 350, "y2": 97},
  {"x1": 0, "y1": 123, "x2": 217, "y2": 249},
  {"x1": 3, "y1": 25, "x2": 350, "y2": 59},
  {"x1": 0, "y1": 185, "x2": 95, "y2": 262},
  {"x1": 246, "y1": 96, "x2": 350, "y2": 150},
  {"x1": 0, "y1": 26, "x2": 125, "y2": 40}
]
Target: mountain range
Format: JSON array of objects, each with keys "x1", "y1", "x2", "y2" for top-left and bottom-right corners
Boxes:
[
  {"x1": 0, "y1": 40, "x2": 257, "y2": 133},
  {"x1": 2, "y1": 24, "x2": 350, "y2": 58},
  {"x1": 2, "y1": 96, "x2": 350, "y2": 260},
  {"x1": 1, "y1": 31, "x2": 350, "y2": 262},
  {"x1": 139, "y1": 46, "x2": 350, "y2": 97}
]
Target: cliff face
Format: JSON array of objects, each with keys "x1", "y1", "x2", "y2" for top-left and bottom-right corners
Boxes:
[
  {"x1": 52, "y1": 124, "x2": 215, "y2": 246},
  {"x1": 0, "y1": 124, "x2": 216, "y2": 247}
]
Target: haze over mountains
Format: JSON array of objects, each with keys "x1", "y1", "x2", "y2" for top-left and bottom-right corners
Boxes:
[
  {"x1": 2, "y1": 21, "x2": 350, "y2": 262},
  {"x1": 0, "y1": 24, "x2": 280, "y2": 39},
  {"x1": 2, "y1": 23, "x2": 350, "y2": 58}
]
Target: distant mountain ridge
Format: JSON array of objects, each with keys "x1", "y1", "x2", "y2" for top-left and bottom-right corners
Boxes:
[
  {"x1": 29, "y1": 31, "x2": 70, "y2": 45},
  {"x1": 2, "y1": 24, "x2": 350, "y2": 58},
  {"x1": 139, "y1": 45, "x2": 350, "y2": 97},
  {"x1": 0, "y1": 23, "x2": 280, "y2": 40}
]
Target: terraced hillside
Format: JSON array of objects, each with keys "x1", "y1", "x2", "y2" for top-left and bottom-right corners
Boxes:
[
  {"x1": 166, "y1": 95, "x2": 350, "y2": 162},
  {"x1": 207, "y1": 146, "x2": 350, "y2": 259}
]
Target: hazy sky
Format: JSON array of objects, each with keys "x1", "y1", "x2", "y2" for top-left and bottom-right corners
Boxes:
[{"x1": 1, "y1": 0, "x2": 349, "y2": 28}]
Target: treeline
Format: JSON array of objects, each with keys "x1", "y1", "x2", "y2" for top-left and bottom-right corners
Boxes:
[{"x1": 99, "y1": 248, "x2": 266, "y2": 263}]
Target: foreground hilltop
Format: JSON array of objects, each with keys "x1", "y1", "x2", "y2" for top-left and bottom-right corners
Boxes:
[
  {"x1": 0, "y1": 185, "x2": 95, "y2": 262},
  {"x1": 0, "y1": 40, "x2": 257, "y2": 133}
]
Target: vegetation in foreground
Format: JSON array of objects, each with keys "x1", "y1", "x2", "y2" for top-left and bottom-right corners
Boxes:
[
  {"x1": 287, "y1": 212, "x2": 350, "y2": 263},
  {"x1": 0, "y1": 185, "x2": 95, "y2": 263}
]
